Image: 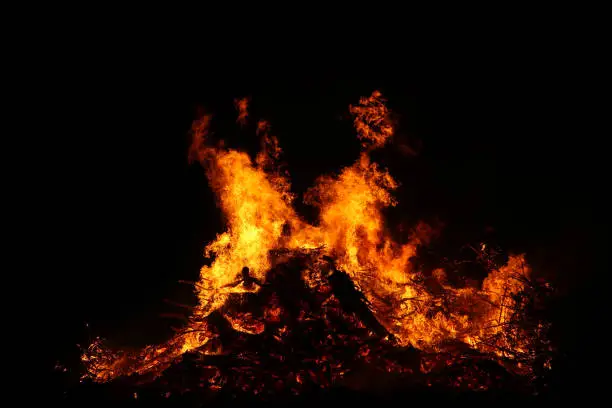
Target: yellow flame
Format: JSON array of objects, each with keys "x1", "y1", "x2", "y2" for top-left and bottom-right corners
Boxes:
[{"x1": 83, "y1": 91, "x2": 538, "y2": 382}]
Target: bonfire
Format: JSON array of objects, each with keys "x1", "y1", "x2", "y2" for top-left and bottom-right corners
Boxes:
[{"x1": 81, "y1": 91, "x2": 553, "y2": 398}]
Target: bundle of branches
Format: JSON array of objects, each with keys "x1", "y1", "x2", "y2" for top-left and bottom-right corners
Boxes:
[{"x1": 80, "y1": 247, "x2": 553, "y2": 399}]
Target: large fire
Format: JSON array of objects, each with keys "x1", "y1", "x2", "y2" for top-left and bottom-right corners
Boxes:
[{"x1": 81, "y1": 91, "x2": 551, "y2": 395}]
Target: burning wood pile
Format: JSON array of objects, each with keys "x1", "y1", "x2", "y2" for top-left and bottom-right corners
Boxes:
[{"x1": 80, "y1": 92, "x2": 553, "y2": 399}]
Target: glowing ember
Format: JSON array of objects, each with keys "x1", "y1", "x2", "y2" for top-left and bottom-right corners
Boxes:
[{"x1": 81, "y1": 91, "x2": 551, "y2": 394}]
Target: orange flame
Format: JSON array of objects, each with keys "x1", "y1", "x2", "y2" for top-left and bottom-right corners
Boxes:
[
  {"x1": 349, "y1": 90, "x2": 394, "y2": 149},
  {"x1": 82, "y1": 91, "x2": 545, "y2": 384}
]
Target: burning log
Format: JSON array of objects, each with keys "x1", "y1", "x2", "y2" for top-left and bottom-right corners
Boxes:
[{"x1": 325, "y1": 262, "x2": 395, "y2": 342}]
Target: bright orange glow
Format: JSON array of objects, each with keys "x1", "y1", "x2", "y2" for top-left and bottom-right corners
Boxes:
[
  {"x1": 82, "y1": 91, "x2": 547, "y2": 388},
  {"x1": 349, "y1": 90, "x2": 394, "y2": 149}
]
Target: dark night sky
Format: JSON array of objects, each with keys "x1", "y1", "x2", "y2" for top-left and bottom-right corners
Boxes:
[{"x1": 39, "y1": 39, "x2": 602, "y2": 399}]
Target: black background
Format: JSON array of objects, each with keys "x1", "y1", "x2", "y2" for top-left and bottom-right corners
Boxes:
[{"x1": 36, "y1": 32, "x2": 602, "y2": 402}]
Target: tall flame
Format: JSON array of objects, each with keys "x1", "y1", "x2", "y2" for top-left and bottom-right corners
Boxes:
[{"x1": 82, "y1": 91, "x2": 545, "y2": 385}]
